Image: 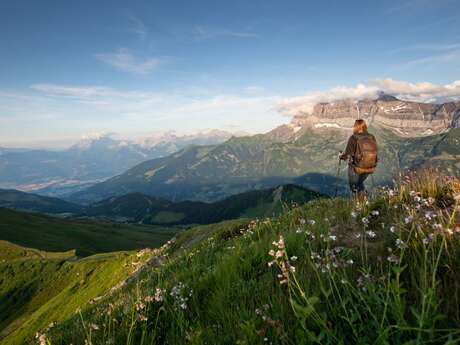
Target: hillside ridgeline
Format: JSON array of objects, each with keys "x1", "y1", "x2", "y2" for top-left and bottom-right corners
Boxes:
[
  {"x1": 69, "y1": 123, "x2": 460, "y2": 204},
  {"x1": 81, "y1": 184, "x2": 323, "y2": 225}
]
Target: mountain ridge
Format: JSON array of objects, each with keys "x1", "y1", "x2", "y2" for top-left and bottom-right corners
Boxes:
[
  {"x1": 0, "y1": 189, "x2": 83, "y2": 214},
  {"x1": 287, "y1": 96, "x2": 460, "y2": 138},
  {"x1": 69, "y1": 120, "x2": 460, "y2": 204}
]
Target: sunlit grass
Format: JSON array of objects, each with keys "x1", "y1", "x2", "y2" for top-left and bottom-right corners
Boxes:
[{"x1": 31, "y1": 171, "x2": 460, "y2": 345}]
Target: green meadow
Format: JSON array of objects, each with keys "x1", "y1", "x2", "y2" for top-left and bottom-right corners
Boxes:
[{"x1": 0, "y1": 208, "x2": 179, "y2": 257}]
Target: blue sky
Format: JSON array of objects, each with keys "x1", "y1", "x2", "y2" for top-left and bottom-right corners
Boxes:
[{"x1": 1, "y1": 0, "x2": 459, "y2": 147}]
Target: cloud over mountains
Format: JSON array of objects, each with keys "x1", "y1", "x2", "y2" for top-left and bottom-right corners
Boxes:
[{"x1": 278, "y1": 79, "x2": 460, "y2": 116}]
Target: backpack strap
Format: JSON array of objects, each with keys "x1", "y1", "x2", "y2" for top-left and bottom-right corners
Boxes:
[{"x1": 352, "y1": 134, "x2": 362, "y2": 166}]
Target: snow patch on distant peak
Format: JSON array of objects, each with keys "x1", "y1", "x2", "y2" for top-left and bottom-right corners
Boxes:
[
  {"x1": 313, "y1": 123, "x2": 342, "y2": 129},
  {"x1": 422, "y1": 129, "x2": 434, "y2": 135},
  {"x1": 74, "y1": 132, "x2": 115, "y2": 149},
  {"x1": 391, "y1": 104, "x2": 408, "y2": 112}
]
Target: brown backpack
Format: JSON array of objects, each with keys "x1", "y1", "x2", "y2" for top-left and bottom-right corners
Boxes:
[{"x1": 353, "y1": 134, "x2": 378, "y2": 175}]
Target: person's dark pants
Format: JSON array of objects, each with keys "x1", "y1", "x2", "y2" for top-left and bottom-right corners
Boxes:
[{"x1": 348, "y1": 166, "x2": 369, "y2": 197}]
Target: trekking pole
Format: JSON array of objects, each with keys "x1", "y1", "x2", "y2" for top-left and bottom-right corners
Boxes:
[
  {"x1": 334, "y1": 151, "x2": 342, "y2": 197},
  {"x1": 370, "y1": 173, "x2": 376, "y2": 198}
]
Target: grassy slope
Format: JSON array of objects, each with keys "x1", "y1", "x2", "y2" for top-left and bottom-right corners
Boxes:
[
  {"x1": 0, "y1": 241, "x2": 160, "y2": 345},
  {"x1": 0, "y1": 208, "x2": 178, "y2": 256},
  {"x1": 0, "y1": 240, "x2": 75, "y2": 261},
  {"x1": 44, "y1": 172, "x2": 460, "y2": 345}
]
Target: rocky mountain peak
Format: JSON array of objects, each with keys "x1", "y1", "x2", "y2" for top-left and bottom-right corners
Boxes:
[
  {"x1": 285, "y1": 97, "x2": 460, "y2": 137},
  {"x1": 376, "y1": 91, "x2": 399, "y2": 102},
  {"x1": 72, "y1": 133, "x2": 119, "y2": 151}
]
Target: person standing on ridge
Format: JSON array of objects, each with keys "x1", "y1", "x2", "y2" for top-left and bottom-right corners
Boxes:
[{"x1": 339, "y1": 119, "x2": 378, "y2": 198}]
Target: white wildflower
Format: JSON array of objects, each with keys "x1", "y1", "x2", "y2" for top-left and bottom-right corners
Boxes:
[
  {"x1": 395, "y1": 239, "x2": 406, "y2": 249},
  {"x1": 366, "y1": 230, "x2": 377, "y2": 239}
]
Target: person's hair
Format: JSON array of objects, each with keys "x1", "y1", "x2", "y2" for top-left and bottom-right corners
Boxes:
[{"x1": 353, "y1": 119, "x2": 368, "y2": 134}]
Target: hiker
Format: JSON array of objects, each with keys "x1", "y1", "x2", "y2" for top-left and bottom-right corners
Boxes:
[{"x1": 339, "y1": 119, "x2": 378, "y2": 198}]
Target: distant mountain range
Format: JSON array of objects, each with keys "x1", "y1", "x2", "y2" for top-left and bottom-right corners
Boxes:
[
  {"x1": 0, "y1": 130, "x2": 237, "y2": 197},
  {"x1": 0, "y1": 184, "x2": 323, "y2": 225},
  {"x1": 68, "y1": 95, "x2": 460, "y2": 204}
]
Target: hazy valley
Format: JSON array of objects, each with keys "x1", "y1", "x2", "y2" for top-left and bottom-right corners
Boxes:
[{"x1": 0, "y1": 130, "x2": 236, "y2": 197}]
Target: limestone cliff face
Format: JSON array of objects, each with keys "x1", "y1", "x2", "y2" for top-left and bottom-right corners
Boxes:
[{"x1": 289, "y1": 96, "x2": 460, "y2": 137}]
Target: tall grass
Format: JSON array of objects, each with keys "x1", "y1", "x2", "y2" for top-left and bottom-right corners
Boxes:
[{"x1": 40, "y1": 171, "x2": 460, "y2": 345}]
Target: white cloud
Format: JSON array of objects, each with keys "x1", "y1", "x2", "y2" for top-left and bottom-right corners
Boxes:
[
  {"x1": 8, "y1": 77, "x2": 460, "y2": 146},
  {"x1": 95, "y1": 48, "x2": 162, "y2": 75},
  {"x1": 30, "y1": 84, "x2": 113, "y2": 99},
  {"x1": 1, "y1": 83, "x2": 288, "y2": 146},
  {"x1": 27, "y1": 84, "x2": 280, "y2": 114},
  {"x1": 374, "y1": 79, "x2": 460, "y2": 102},
  {"x1": 400, "y1": 50, "x2": 460, "y2": 68},
  {"x1": 278, "y1": 84, "x2": 379, "y2": 116},
  {"x1": 193, "y1": 26, "x2": 258, "y2": 39},
  {"x1": 389, "y1": 40, "x2": 460, "y2": 70},
  {"x1": 278, "y1": 78, "x2": 460, "y2": 116},
  {"x1": 126, "y1": 15, "x2": 148, "y2": 38},
  {"x1": 392, "y1": 43, "x2": 460, "y2": 53}
]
